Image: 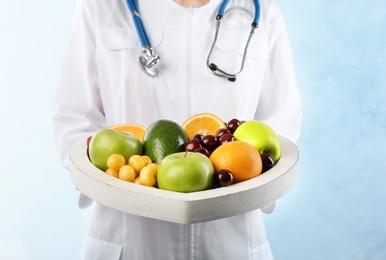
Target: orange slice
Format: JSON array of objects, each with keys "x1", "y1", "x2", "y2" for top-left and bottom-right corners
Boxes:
[
  {"x1": 109, "y1": 124, "x2": 147, "y2": 143},
  {"x1": 182, "y1": 112, "x2": 226, "y2": 139}
]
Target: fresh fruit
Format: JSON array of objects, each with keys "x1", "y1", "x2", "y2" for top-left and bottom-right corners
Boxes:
[
  {"x1": 215, "y1": 128, "x2": 231, "y2": 139},
  {"x1": 227, "y1": 118, "x2": 241, "y2": 133},
  {"x1": 109, "y1": 124, "x2": 147, "y2": 143},
  {"x1": 192, "y1": 134, "x2": 203, "y2": 141},
  {"x1": 214, "y1": 169, "x2": 234, "y2": 187},
  {"x1": 106, "y1": 168, "x2": 119, "y2": 178},
  {"x1": 141, "y1": 155, "x2": 153, "y2": 165},
  {"x1": 134, "y1": 177, "x2": 141, "y2": 184},
  {"x1": 86, "y1": 136, "x2": 92, "y2": 160},
  {"x1": 182, "y1": 112, "x2": 226, "y2": 139},
  {"x1": 143, "y1": 119, "x2": 188, "y2": 164},
  {"x1": 233, "y1": 120, "x2": 281, "y2": 163},
  {"x1": 157, "y1": 152, "x2": 214, "y2": 193},
  {"x1": 218, "y1": 133, "x2": 235, "y2": 145},
  {"x1": 89, "y1": 129, "x2": 143, "y2": 171},
  {"x1": 193, "y1": 147, "x2": 211, "y2": 158},
  {"x1": 139, "y1": 164, "x2": 158, "y2": 187},
  {"x1": 128, "y1": 154, "x2": 147, "y2": 173},
  {"x1": 260, "y1": 153, "x2": 275, "y2": 173},
  {"x1": 107, "y1": 154, "x2": 126, "y2": 171},
  {"x1": 185, "y1": 139, "x2": 202, "y2": 152},
  {"x1": 209, "y1": 141, "x2": 262, "y2": 183},
  {"x1": 119, "y1": 165, "x2": 136, "y2": 182},
  {"x1": 200, "y1": 135, "x2": 219, "y2": 150}
]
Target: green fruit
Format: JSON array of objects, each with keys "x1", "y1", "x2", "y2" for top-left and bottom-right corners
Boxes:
[
  {"x1": 157, "y1": 152, "x2": 214, "y2": 193},
  {"x1": 89, "y1": 129, "x2": 143, "y2": 171},
  {"x1": 233, "y1": 120, "x2": 281, "y2": 162},
  {"x1": 143, "y1": 119, "x2": 188, "y2": 164}
]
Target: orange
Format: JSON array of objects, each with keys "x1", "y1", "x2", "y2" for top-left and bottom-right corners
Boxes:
[
  {"x1": 182, "y1": 112, "x2": 226, "y2": 139},
  {"x1": 209, "y1": 141, "x2": 262, "y2": 183},
  {"x1": 109, "y1": 124, "x2": 146, "y2": 143}
]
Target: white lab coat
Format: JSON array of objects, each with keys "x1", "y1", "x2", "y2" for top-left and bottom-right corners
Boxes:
[{"x1": 53, "y1": 0, "x2": 302, "y2": 259}]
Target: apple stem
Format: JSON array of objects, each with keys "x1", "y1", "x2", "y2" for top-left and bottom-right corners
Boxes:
[{"x1": 184, "y1": 150, "x2": 188, "y2": 158}]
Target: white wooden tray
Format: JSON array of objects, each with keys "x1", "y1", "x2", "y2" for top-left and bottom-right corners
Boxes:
[{"x1": 69, "y1": 134, "x2": 299, "y2": 224}]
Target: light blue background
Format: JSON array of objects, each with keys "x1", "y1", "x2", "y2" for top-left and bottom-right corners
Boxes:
[{"x1": 0, "y1": 1, "x2": 385, "y2": 259}]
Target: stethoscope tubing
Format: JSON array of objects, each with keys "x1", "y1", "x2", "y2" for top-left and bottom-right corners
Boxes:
[
  {"x1": 126, "y1": 0, "x2": 151, "y2": 47},
  {"x1": 207, "y1": 0, "x2": 261, "y2": 81},
  {"x1": 218, "y1": 0, "x2": 260, "y2": 25}
]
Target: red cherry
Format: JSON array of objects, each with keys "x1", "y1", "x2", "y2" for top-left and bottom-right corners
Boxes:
[
  {"x1": 215, "y1": 169, "x2": 234, "y2": 187},
  {"x1": 261, "y1": 153, "x2": 275, "y2": 173},
  {"x1": 227, "y1": 119, "x2": 241, "y2": 133},
  {"x1": 219, "y1": 133, "x2": 235, "y2": 144},
  {"x1": 193, "y1": 147, "x2": 211, "y2": 158},
  {"x1": 86, "y1": 136, "x2": 92, "y2": 147},
  {"x1": 185, "y1": 139, "x2": 202, "y2": 151},
  {"x1": 215, "y1": 128, "x2": 231, "y2": 139}
]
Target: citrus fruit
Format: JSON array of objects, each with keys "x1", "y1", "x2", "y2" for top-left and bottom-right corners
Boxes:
[
  {"x1": 209, "y1": 141, "x2": 262, "y2": 183},
  {"x1": 109, "y1": 124, "x2": 146, "y2": 143},
  {"x1": 143, "y1": 119, "x2": 188, "y2": 164},
  {"x1": 182, "y1": 112, "x2": 226, "y2": 139}
]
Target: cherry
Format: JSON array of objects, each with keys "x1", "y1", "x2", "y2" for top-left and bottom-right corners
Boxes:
[
  {"x1": 86, "y1": 136, "x2": 92, "y2": 161},
  {"x1": 215, "y1": 128, "x2": 231, "y2": 139},
  {"x1": 261, "y1": 153, "x2": 275, "y2": 173},
  {"x1": 219, "y1": 133, "x2": 235, "y2": 145},
  {"x1": 192, "y1": 134, "x2": 203, "y2": 141},
  {"x1": 227, "y1": 119, "x2": 241, "y2": 133},
  {"x1": 185, "y1": 139, "x2": 202, "y2": 151},
  {"x1": 200, "y1": 135, "x2": 218, "y2": 150},
  {"x1": 193, "y1": 147, "x2": 211, "y2": 158},
  {"x1": 86, "y1": 136, "x2": 92, "y2": 147},
  {"x1": 214, "y1": 169, "x2": 234, "y2": 187}
]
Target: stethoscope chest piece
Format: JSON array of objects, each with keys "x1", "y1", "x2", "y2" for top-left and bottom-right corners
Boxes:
[
  {"x1": 138, "y1": 46, "x2": 161, "y2": 77},
  {"x1": 126, "y1": 0, "x2": 161, "y2": 77}
]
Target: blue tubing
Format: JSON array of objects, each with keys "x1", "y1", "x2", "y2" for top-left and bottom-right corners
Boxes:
[
  {"x1": 126, "y1": 0, "x2": 150, "y2": 47},
  {"x1": 217, "y1": 0, "x2": 230, "y2": 17},
  {"x1": 253, "y1": 0, "x2": 260, "y2": 25},
  {"x1": 217, "y1": 0, "x2": 260, "y2": 25}
]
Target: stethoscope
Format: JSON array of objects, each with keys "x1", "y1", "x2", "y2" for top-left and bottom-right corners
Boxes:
[{"x1": 126, "y1": 0, "x2": 260, "y2": 82}]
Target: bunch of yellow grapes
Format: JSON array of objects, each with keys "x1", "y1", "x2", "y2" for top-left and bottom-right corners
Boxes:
[{"x1": 105, "y1": 154, "x2": 158, "y2": 187}]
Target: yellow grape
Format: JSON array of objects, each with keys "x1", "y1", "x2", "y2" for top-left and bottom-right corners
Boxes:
[
  {"x1": 106, "y1": 168, "x2": 119, "y2": 178},
  {"x1": 129, "y1": 155, "x2": 146, "y2": 173},
  {"x1": 107, "y1": 154, "x2": 126, "y2": 171},
  {"x1": 141, "y1": 155, "x2": 153, "y2": 165},
  {"x1": 139, "y1": 164, "x2": 157, "y2": 187},
  {"x1": 134, "y1": 177, "x2": 141, "y2": 184},
  {"x1": 119, "y1": 165, "x2": 136, "y2": 182}
]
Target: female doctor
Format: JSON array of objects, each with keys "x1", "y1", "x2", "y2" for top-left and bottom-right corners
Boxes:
[{"x1": 53, "y1": 0, "x2": 302, "y2": 259}]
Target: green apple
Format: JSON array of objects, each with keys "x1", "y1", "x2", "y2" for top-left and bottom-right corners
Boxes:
[
  {"x1": 233, "y1": 120, "x2": 281, "y2": 162},
  {"x1": 89, "y1": 128, "x2": 143, "y2": 171},
  {"x1": 157, "y1": 152, "x2": 214, "y2": 193}
]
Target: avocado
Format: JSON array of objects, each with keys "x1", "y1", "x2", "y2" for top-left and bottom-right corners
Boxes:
[{"x1": 143, "y1": 119, "x2": 188, "y2": 164}]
